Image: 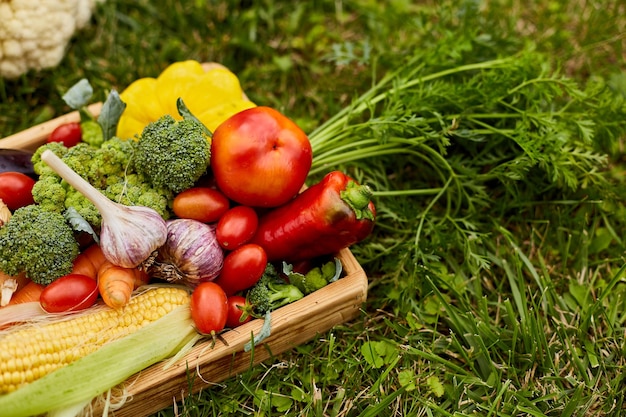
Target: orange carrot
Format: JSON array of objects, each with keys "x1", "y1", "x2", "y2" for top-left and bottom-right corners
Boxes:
[
  {"x1": 7, "y1": 281, "x2": 45, "y2": 306},
  {"x1": 97, "y1": 261, "x2": 150, "y2": 309},
  {"x1": 0, "y1": 272, "x2": 30, "y2": 307},
  {"x1": 72, "y1": 244, "x2": 108, "y2": 279},
  {"x1": 132, "y1": 268, "x2": 151, "y2": 289}
]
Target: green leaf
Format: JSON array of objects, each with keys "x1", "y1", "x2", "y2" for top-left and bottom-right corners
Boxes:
[
  {"x1": 290, "y1": 386, "x2": 309, "y2": 402},
  {"x1": 98, "y1": 90, "x2": 126, "y2": 141},
  {"x1": 62, "y1": 79, "x2": 93, "y2": 109},
  {"x1": 584, "y1": 340, "x2": 600, "y2": 368},
  {"x1": 361, "y1": 341, "x2": 384, "y2": 368},
  {"x1": 426, "y1": 376, "x2": 445, "y2": 397},
  {"x1": 569, "y1": 281, "x2": 591, "y2": 308},
  {"x1": 244, "y1": 311, "x2": 272, "y2": 352},
  {"x1": 253, "y1": 389, "x2": 293, "y2": 413},
  {"x1": 397, "y1": 370, "x2": 416, "y2": 391},
  {"x1": 64, "y1": 207, "x2": 99, "y2": 244},
  {"x1": 588, "y1": 228, "x2": 614, "y2": 254},
  {"x1": 360, "y1": 340, "x2": 396, "y2": 369},
  {"x1": 574, "y1": 119, "x2": 596, "y2": 143},
  {"x1": 176, "y1": 97, "x2": 212, "y2": 137},
  {"x1": 272, "y1": 55, "x2": 293, "y2": 72},
  {"x1": 271, "y1": 395, "x2": 293, "y2": 412}
]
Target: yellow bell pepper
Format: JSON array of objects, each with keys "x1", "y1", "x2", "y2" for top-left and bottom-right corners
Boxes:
[{"x1": 116, "y1": 60, "x2": 256, "y2": 139}]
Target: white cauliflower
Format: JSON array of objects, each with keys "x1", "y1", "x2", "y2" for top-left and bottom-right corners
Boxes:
[{"x1": 0, "y1": 0, "x2": 105, "y2": 79}]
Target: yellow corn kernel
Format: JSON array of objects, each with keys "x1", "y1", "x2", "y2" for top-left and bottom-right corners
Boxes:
[{"x1": 0, "y1": 286, "x2": 189, "y2": 394}]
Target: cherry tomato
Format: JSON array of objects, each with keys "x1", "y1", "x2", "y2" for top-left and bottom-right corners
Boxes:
[
  {"x1": 226, "y1": 295, "x2": 252, "y2": 328},
  {"x1": 214, "y1": 243, "x2": 267, "y2": 296},
  {"x1": 47, "y1": 122, "x2": 82, "y2": 147},
  {"x1": 190, "y1": 281, "x2": 228, "y2": 334},
  {"x1": 211, "y1": 106, "x2": 312, "y2": 208},
  {"x1": 39, "y1": 274, "x2": 99, "y2": 313},
  {"x1": 172, "y1": 187, "x2": 230, "y2": 223},
  {"x1": 0, "y1": 172, "x2": 36, "y2": 210},
  {"x1": 216, "y1": 205, "x2": 259, "y2": 250}
]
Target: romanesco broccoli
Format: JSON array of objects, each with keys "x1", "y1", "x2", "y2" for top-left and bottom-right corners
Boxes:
[
  {"x1": 64, "y1": 187, "x2": 101, "y2": 226},
  {"x1": 31, "y1": 174, "x2": 67, "y2": 213},
  {"x1": 105, "y1": 178, "x2": 173, "y2": 220},
  {"x1": 32, "y1": 142, "x2": 68, "y2": 176},
  {"x1": 62, "y1": 143, "x2": 100, "y2": 185},
  {"x1": 83, "y1": 140, "x2": 133, "y2": 191},
  {"x1": 0, "y1": 205, "x2": 79, "y2": 285},
  {"x1": 31, "y1": 137, "x2": 173, "y2": 227},
  {"x1": 134, "y1": 115, "x2": 211, "y2": 193}
]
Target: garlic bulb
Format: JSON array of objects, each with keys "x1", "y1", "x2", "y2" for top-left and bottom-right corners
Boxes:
[
  {"x1": 146, "y1": 219, "x2": 224, "y2": 287},
  {"x1": 40, "y1": 150, "x2": 167, "y2": 268}
]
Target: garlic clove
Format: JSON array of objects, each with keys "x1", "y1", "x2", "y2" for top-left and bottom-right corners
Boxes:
[{"x1": 100, "y1": 204, "x2": 168, "y2": 268}]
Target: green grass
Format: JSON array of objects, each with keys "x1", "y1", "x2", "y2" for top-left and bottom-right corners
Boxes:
[{"x1": 2, "y1": 0, "x2": 626, "y2": 416}]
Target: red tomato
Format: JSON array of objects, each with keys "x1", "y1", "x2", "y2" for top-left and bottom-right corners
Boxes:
[
  {"x1": 226, "y1": 295, "x2": 252, "y2": 328},
  {"x1": 172, "y1": 187, "x2": 230, "y2": 223},
  {"x1": 47, "y1": 122, "x2": 82, "y2": 147},
  {"x1": 214, "y1": 244, "x2": 267, "y2": 296},
  {"x1": 216, "y1": 205, "x2": 259, "y2": 250},
  {"x1": 39, "y1": 274, "x2": 99, "y2": 313},
  {"x1": 190, "y1": 281, "x2": 228, "y2": 334},
  {"x1": 0, "y1": 172, "x2": 36, "y2": 211},
  {"x1": 210, "y1": 106, "x2": 312, "y2": 208}
]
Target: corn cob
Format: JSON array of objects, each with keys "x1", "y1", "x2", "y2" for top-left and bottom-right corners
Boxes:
[{"x1": 0, "y1": 286, "x2": 190, "y2": 394}]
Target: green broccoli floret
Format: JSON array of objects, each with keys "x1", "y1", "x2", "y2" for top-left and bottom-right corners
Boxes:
[
  {"x1": 31, "y1": 173, "x2": 67, "y2": 213},
  {"x1": 105, "y1": 178, "x2": 173, "y2": 220},
  {"x1": 134, "y1": 115, "x2": 211, "y2": 193},
  {"x1": 80, "y1": 120, "x2": 104, "y2": 147},
  {"x1": 32, "y1": 143, "x2": 102, "y2": 221},
  {"x1": 246, "y1": 263, "x2": 304, "y2": 316},
  {"x1": 62, "y1": 143, "x2": 101, "y2": 185},
  {"x1": 32, "y1": 136, "x2": 173, "y2": 227},
  {"x1": 33, "y1": 146, "x2": 98, "y2": 220},
  {"x1": 65, "y1": 187, "x2": 102, "y2": 226},
  {"x1": 284, "y1": 259, "x2": 341, "y2": 295},
  {"x1": 32, "y1": 142, "x2": 68, "y2": 175},
  {"x1": 0, "y1": 205, "x2": 79, "y2": 285},
  {"x1": 89, "y1": 137, "x2": 136, "y2": 184}
]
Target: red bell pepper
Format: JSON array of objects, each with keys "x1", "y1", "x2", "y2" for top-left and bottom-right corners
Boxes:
[{"x1": 251, "y1": 170, "x2": 376, "y2": 262}]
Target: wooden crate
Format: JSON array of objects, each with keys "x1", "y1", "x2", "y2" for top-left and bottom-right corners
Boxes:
[{"x1": 0, "y1": 96, "x2": 369, "y2": 416}]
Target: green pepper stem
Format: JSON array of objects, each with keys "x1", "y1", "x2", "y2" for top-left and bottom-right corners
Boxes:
[{"x1": 341, "y1": 181, "x2": 375, "y2": 221}]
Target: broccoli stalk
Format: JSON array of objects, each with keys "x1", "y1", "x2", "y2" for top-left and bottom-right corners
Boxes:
[
  {"x1": 246, "y1": 263, "x2": 304, "y2": 316},
  {"x1": 0, "y1": 205, "x2": 79, "y2": 284}
]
